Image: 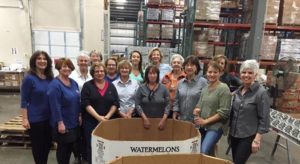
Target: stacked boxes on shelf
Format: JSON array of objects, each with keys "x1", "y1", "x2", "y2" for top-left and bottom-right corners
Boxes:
[
  {"x1": 195, "y1": 0, "x2": 221, "y2": 21},
  {"x1": 283, "y1": 0, "x2": 300, "y2": 25},
  {"x1": 193, "y1": 29, "x2": 225, "y2": 58},
  {"x1": 260, "y1": 35, "x2": 278, "y2": 60},
  {"x1": 267, "y1": 71, "x2": 300, "y2": 113},
  {"x1": 161, "y1": 9, "x2": 174, "y2": 21},
  {"x1": 0, "y1": 72, "x2": 24, "y2": 89},
  {"x1": 161, "y1": 0, "x2": 175, "y2": 3},
  {"x1": 147, "y1": 24, "x2": 160, "y2": 39},
  {"x1": 265, "y1": 0, "x2": 280, "y2": 24},
  {"x1": 148, "y1": 0, "x2": 160, "y2": 3},
  {"x1": 174, "y1": 0, "x2": 184, "y2": 6},
  {"x1": 161, "y1": 25, "x2": 173, "y2": 39},
  {"x1": 279, "y1": 39, "x2": 300, "y2": 60},
  {"x1": 221, "y1": 0, "x2": 239, "y2": 8},
  {"x1": 147, "y1": 8, "x2": 160, "y2": 20}
]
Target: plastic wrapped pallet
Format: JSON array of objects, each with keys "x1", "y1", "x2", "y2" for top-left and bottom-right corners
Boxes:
[
  {"x1": 260, "y1": 36, "x2": 277, "y2": 60},
  {"x1": 283, "y1": 0, "x2": 300, "y2": 25},
  {"x1": 147, "y1": 24, "x2": 160, "y2": 39},
  {"x1": 193, "y1": 42, "x2": 211, "y2": 58},
  {"x1": 147, "y1": 8, "x2": 160, "y2": 20},
  {"x1": 265, "y1": 0, "x2": 280, "y2": 24},
  {"x1": 161, "y1": 25, "x2": 173, "y2": 39},
  {"x1": 161, "y1": 9, "x2": 174, "y2": 21},
  {"x1": 148, "y1": 0, "x2": 160, "y2": 3},
  {"x1": 221, "y1": 0, "x2": 239, "y2": 8},
  {"x1": 161, "y1": 0, "x2": 175, "y2": 4},
  {"x1": 175, "y1": 0, "x2": 185, "y2": 6},
  {"x1": 279, "y1": 39, "x2": 300, "y2": 60},
  {"x1": 195, "y1": 0, "x2": 221, "y2": 21}
]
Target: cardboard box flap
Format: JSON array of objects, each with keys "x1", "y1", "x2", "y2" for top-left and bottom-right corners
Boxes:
[
  {"x1": 93, "y1": 119, "x2": 120, "y2": 140},
  {"x1": 93, "y1": 118, "x2": 199, "y2": 141},
  {"x1": 109, "y1": 154, "x2": 233, "y2": 164}
]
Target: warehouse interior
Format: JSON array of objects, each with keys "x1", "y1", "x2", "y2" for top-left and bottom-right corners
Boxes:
[{"x1": 1, "y1": 0, "x2": 300, "y2": 164}]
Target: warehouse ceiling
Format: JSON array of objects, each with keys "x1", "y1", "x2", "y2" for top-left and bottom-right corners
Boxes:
[{"x1": 110, "y1": 0, "x2": 142, "y2": 21}]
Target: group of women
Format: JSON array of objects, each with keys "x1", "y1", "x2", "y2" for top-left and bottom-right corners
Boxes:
[{"x1": 21, "y1": 47, "x2": 270, "y2": 164}]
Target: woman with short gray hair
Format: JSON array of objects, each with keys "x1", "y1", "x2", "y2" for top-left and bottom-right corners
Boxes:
[
  {"x1": 162, "y1": 54, "x2": 186, "y2": 117},
  {"x1": 229, "y1": 59, "x2": 270, "y2": 164}
]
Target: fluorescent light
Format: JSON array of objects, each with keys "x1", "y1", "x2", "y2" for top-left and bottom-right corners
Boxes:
[
  {"x1": 115, "y1": 0, "x2": 127, "y2": 3},
  {"x1": 116, "y1": 6, "x2": 125, "y2": 9}
]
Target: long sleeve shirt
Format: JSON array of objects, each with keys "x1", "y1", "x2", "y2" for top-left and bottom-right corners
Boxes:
[
  {"x1": 47, "y1": 78, "x2": 81, "y2": 129},
  {"x1": 113, "y1": 78, "x2": 139, "y2": 114},
  {"x1": 230, "y1": 81, "x2": 270, "y2": 138},
  {"x1": 20, "y1": 74, "x2": 52, "y2": 123},
  {"x1": 135, "y1": 83, "x2": 170, "y2": 118},
  {"x1": 173, "y1": 75, "x2": 208, "y2": 122},
  {"x1": 81, "y1": 80, "x2": 120, "y2": 127},
  {"x1": 197, "y1": 82, "x2": 231, "y2": 132}
]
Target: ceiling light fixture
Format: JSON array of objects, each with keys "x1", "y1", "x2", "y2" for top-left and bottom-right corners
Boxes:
[{"x1": 115, "y1": 0, "x2": 127, "y2": 3}]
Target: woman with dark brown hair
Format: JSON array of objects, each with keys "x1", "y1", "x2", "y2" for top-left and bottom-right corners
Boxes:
[
  {"x1": 129, "y1": 50, "x2": 144, "y2": 83},
  {"x1": 21, "y1": 50, "x2": 53, "y2": 164},
  {"x1": 135, "y1": 65, "x2": 170, "y2": 129}
]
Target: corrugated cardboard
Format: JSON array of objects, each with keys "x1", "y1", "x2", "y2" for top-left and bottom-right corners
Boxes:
[
  {"x1": 109, "y1": 154, "x2": 233, "y2": 164},
  {"x1": 92, "y1": 118, "x2": 201, "y2": 164}
]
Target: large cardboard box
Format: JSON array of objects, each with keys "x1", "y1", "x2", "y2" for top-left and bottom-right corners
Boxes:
[
  {"x1": 92, "y1": 118, "x2": 201, "y2": 164},
  {"x1": 109, "y1": 154, "x2": 232, "y2": 164}
]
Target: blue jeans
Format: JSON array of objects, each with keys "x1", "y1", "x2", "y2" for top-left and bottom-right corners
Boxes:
[{"x1": 199, "y1": 128, "x2": 223, "y2": 155}]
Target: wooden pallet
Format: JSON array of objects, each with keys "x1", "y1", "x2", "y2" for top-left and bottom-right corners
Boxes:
[{"x1": 0, "y1": 115, "x2": 30, "y2": 148}]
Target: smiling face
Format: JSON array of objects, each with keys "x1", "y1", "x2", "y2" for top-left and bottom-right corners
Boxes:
[
  {"x1": 184, "y1": 62, "x2": 197, "y2": 76},
  {"x1": 150, "y1": 50, "x2": 161, "y2": 64},
  {"x1": 217, "y1": 58, "x2": 226, "y2": 72},
  {"x1": 90, "y1": 53, "x2": 101, "y2": 63},
  {"x1": 240, "y1": 68, "x2": 257, "y2": 86},
  {"x1": 130, "y1": 52, "x2": 141, "y2": 66},
  {"x1": 93, "y1": 66, "x2": 106, "y2": 81},
  {"x1": 171, "y1": 57, "x2": 182, "y2": 72},
  {"x1": 106, "y1": 59, "x2": 117, "y2": 75},
  {"x1": 35, "y1": 54, "x2": 48, "y2": 71},
  {"x1": 77, "y1": 56, "x2": 89, "y2": 69},
  {"x1": 59, "y1": 64, "x2": 72, "y2": 77},
  {"x1": 206, "y1": 66, "x2": 220, "y2": 83},
  {"x1": 119, "y1": 65, "x2": 130, "y2": 77}
]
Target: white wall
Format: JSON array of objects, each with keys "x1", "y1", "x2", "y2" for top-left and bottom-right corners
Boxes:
[
  {"x1": 0, "y1": 0, "x2": 32, "y2": 67},
  {"x1": 0, "y1": 0, "x2": 107, "y2": 67}
]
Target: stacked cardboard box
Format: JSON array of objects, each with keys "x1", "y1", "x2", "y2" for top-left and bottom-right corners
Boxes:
[
  {"x1": 175, "y1": 0, "x2": 184, "y2": 6},
  {"x1": 260, "y1": 35, "x2": 277, "y2": 60},
  {"x1": 221, "y1": 0, "x2": 239, "y2": 8},
  {"x1": 279, "y1": 39, "x2": 300, "y2": 60},
  {"x1": 195, "y1": 0, "x2": 221, "y2": 20},
  {"x1": 148, "y1": 0, "x2": 160, "y2": 3},
  {"x1": 92, "y1": 118, "x2": 201, "y2": 164},
  {"x1": 147, "y1": 24, "x2": 160, "y2": 39},
  {"x1": 267, "y1": 71, "x2": 300, "y2": 113},
  {"x1": 161, "y1": 0, "x2": 175, "y2": 3},
  {"x1": 265, "y1": 0, "x2": 280, "y2": 24},
  {"x1": 147, "y1": 8, "x2": 160, "y2": 20},
  {"x1": 0, "y1": 72, "x2": 24, "y2": 88},
  {"x1": 161, "y1": 25, "x2": 173, "y2": 39},
  {"x1": 161, "y1": 9, "x2": 174, "y2": 21},
  {"x1": 283, "y1": 0, "x2": 300, "y2": 25}
]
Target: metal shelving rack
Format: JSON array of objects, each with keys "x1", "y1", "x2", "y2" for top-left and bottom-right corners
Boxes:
[
  {"x1": 139, "y1": 2, "x2": 184, "y2": 51},
  {"x1": 182, "y1": 0, "x2": 300, "y2": 61}
]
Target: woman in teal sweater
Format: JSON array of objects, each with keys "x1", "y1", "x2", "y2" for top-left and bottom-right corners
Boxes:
[{"x1": 194, "y1": 61, "x2": 231, "y2": 156}]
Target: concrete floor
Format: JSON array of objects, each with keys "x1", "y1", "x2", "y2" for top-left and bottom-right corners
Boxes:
[{"x1": 0, "y1": 92, "x2": 299, "y2": 164}]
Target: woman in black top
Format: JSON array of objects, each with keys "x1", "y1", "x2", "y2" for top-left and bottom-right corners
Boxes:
[
  {"x1": 213, "y1": 54, "x2": 242, "y2": 92},
  {"x1": 81, "y1": 62, "x2": 119, "y2": 163}
]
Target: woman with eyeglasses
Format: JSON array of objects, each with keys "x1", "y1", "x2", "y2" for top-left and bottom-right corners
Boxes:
[
  {"x1": 81, "y1": 62, "x2": 119, "y2": 163},
  {"x1": 104, "y1": 57, "x2": 119, "y2": 83},
  {"x1": 135, "y1": 65, "x2": 170, "y2": 129}
]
